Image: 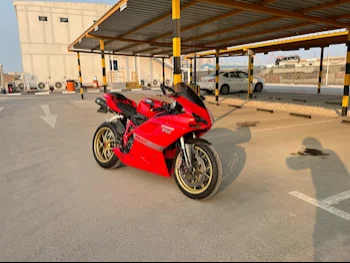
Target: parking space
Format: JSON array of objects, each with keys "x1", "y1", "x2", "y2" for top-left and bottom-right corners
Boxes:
[
  {"x1": 203, "y1": 87, "x2": 344, "y2": 118},
  {"x1": 0, "y1": 91, "x2": 349, "y2": 261}
]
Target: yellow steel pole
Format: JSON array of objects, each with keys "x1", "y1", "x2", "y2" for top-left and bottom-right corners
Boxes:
[
  {"x1": 100, "y1": 39, "x2": 107, "y2": 93},
  {"x1": 172, "y1": 0, "x2": 182, "y2": 86},
  {"x1": 162, "y1": 58, "x2": 165, "y2": 85},
  {"x1": 248, "y1": 53, "x2": 254, "y2": 99},
  {"x1": 189, "y1": 58, "x2": 193, "y2": 84},
  {"x1": 77, "y1": 52, "x2": 84, "y2": 100},
  {"x1": 215, "y1": 49, "x2": 220, "y2": 103},
  {"x1": 342, "y1": 33, "x2": 350, "y2": 116},
  {"x1": 318, "y1": 47, "x2": 324, "y2": 94}
]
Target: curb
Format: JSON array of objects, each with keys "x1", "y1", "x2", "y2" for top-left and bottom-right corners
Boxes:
[
  {"x1": 0, "y1": 88, "x2": 159, "y2": 97},
  {"x1": 257, "y1": 108, "x2": 274, "y2": 113},
  {"x1": 290, "y1": 112, "x2": 312, "y2": 119},
  {"x1": 35, "y1": 92, "x2": 50, "y2": 95},
  {"x1": 228, "y1": 104, "x2": 242, "y2": 109},
  {"x1": 292, "y1": 99, "x2": 307, "y2": 103},
  {"x1": 5, "y1": 93, "x2": 22, "y2": 96}
]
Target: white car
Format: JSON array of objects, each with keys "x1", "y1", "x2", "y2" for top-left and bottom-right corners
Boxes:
[{"x1": 199, "y1": 71, "x2": 265, "y2": 95}]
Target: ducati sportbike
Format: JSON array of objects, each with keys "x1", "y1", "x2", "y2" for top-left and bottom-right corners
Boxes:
[{"x1": 92, "y1": 82, "x2": 222, "y2": 199}]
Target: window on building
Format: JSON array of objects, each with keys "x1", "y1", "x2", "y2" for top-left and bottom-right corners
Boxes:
[
  {"x1": 60, "y1": 17, "x2": 69, "y2": 23},
  {"x1": 38, "y1": 16, "x2": 48, "y2": 22},
  {"x1": 110, "y1": 60, "x2": 118, "y2": 71}
]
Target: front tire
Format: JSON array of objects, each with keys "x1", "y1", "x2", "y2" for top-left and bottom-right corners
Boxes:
[
  {"x1": 92, "y1": 122, "x2": 122, "y2": 169},
  {"x1": 174, "y1": 143, "x2": 222, "y2": 200}
]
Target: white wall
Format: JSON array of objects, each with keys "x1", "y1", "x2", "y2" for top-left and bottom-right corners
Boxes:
[{"x1": 14, "y1": 1, "x2": 173, "y2": 87}]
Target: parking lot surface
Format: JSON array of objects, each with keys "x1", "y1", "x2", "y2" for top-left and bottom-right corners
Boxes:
[{"x1": 0, "y1": 91, "x2": 349, "y2": 261}]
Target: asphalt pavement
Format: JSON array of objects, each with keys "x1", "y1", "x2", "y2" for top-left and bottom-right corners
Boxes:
[{"x1": 0, "y1": 91, "x2": 350, "y2": 261}]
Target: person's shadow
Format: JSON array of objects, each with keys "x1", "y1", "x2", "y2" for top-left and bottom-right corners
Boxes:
[
  {"x1": 286, "y1": 138, "x2": 350, "y2": 261},
  {"x1": 206, "y1": 126, "x2": 252, "y2": 194}
]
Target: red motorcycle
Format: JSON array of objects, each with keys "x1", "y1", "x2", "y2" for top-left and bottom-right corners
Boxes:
[{"x1": 92, "y1": 82, "x2": 222, "y2": 200}]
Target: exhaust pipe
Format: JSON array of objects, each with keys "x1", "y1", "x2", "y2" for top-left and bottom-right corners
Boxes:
[{"x1": 95, "y1": 97, "x2": 109, "y2": 113}]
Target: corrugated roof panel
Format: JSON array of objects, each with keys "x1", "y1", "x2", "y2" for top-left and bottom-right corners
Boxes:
[
  {"x1": 180, "y1": 11, "x2": 272, "y2": 40},
  {"x1": 265, "y1": 0, "x2": 331, "y2": 11},
  {"x1": 237, "y1": 0, "x2": 261, "y2": 4},
  {"x1": 339, "y1": 17, "x2": 350, "y2": 23},
  {"x1": 221, "y1": 24, "x2": 336, "y2": 48},
  {"x1": 308, "y1": 4, "x2": 350, "y2": 17},
  {"x1": 129, "y1": 2, "x2": 235, "y2": 40},
  {"x1": 105, "y1": 42, "x2": 150, "y2": 53},
  {"x1": 187, "y1": 17, "x2": 301, "y2": 45},
  {"x1": 91, "y1": 0, "x2": 192, "y2": 39},
  {"x1": 74, "y1": 38, "x2": 100, "y2": 50}
]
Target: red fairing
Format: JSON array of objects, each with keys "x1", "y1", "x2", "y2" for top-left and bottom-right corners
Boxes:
[
  {"x1": 136, "y1": 98, "x2": 164, "y2": 118},
  {"x1": 173, "y1": 95, "x2": 212, "y2": 129}
]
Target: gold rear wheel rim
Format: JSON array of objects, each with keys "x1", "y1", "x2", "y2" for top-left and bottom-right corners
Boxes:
[
  {"x1": 94, "y1": 127, "x2": 115, "y2": 163},
  {"x1": 175, "y1": 146, "x2": 213, "y2": 195}
]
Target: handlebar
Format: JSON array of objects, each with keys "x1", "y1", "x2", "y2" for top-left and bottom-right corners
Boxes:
[{"x1": 151, "y1": 102, "x2": 171, "y2": 113}]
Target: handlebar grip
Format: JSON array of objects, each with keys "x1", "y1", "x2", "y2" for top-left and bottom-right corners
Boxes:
[{"x1": 151, "y1": 107, "x2": 163, "y2": 112}]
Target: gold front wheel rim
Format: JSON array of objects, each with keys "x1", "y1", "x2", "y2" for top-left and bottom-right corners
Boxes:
[
  {"x1": 175, "y1": 146, "x2": 214, "y2": 195},
  {"x1": 94, "y1": 127, "x2": 116, "y2": 163}
]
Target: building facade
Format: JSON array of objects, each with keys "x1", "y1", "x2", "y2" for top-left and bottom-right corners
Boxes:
[{"x1": 13, "y1": 1, "x2": 173, "y2": 90}]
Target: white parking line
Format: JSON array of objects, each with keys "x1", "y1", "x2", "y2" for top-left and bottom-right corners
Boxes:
[
  {"x1": 289, "y1": 191, "x2": 350, "y2": 220},
  {"x1": 321, "y1": 190, "x2": 350, "y2": 206},
  {"x1": 253, "y1": 119, "x2": 336, "y2": 133},
  {"x1": 7, "y1": 93, "x2": 21, "y2": 96},
  {"x1": 0, "y1": 107, "x2": 3, "y2": 113},
  {"x1": 62, "y1": 91, "x2": 76, "y2": 94},
  {"x1": 208, "y1": 119, "x2": 337, "y2": 139},
  {"x1": 35, "y1": 92, "x2": 50, "y2": 95}
]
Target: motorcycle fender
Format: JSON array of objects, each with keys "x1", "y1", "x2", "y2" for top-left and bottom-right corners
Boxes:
[
  {"x1": 114, "y1": 120, "x2": 126, "y2": 135},
  {"x1": 185, "y1": 138, "x2": 211, "y2": 145},
  {"x1": 107, "y1": 119, "x2": 125, "y2": 135}
]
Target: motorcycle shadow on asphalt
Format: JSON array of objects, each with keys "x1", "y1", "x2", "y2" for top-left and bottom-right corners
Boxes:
[{"x1": 206, "y1": 126, "x2": 252, "y2": 194}]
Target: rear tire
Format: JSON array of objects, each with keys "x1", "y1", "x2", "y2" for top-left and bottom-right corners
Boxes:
[
  {"x1": 92, "y1": 122, "x2": 122, "y2": 169},
  {"x1": 174, "y1": 143, "x2": 222, "y2": 200},
  {"x1": 220, "y1": 84, "x2": 230, "y2": 95}
]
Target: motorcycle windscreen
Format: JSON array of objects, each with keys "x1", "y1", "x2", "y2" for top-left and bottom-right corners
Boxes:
[{"x1": 175, "y1": 83, "x2": 206, "y2": 110}]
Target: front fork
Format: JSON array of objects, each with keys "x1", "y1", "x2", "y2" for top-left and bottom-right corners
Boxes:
[{"x1": 180, "y1": 133, "x2": 196, "y2": 169}]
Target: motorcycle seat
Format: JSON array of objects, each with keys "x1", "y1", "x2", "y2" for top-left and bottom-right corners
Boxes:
[
  {"x1": 109, "y1": 92, "x2": 128, "y2": 101},
  {"x1": 117, "y1": 102, "x2": 146, "y2": 126}
]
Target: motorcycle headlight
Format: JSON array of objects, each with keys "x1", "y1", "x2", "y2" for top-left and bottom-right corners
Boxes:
[{"x1": 208, "y1": 110, "x2": 214, "y2": 124}]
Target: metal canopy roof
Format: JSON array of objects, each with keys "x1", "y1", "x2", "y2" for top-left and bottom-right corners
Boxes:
[
  {"x1": 68, "y1": 0, "x2": 350, "y2": 57},
  {"x1": 185, "y1": 30, "x2": 349, "y2": 58}
]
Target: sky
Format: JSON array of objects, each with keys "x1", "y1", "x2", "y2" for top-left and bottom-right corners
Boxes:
[{"x1": 0, "y1": 0, "x2": 348, "y2": 73}]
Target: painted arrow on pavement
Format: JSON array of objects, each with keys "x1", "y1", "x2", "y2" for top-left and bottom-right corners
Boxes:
[{"x1": 40, "y1": 105, "x2": 57, "y2": 128}]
